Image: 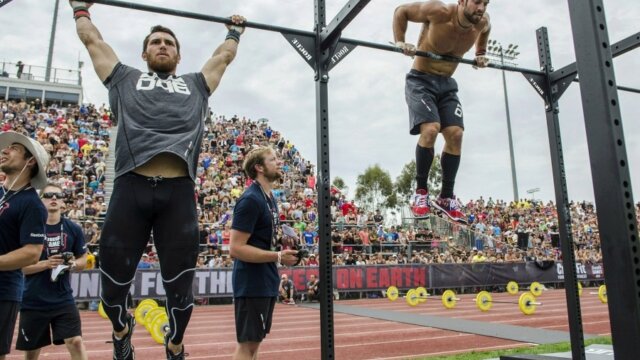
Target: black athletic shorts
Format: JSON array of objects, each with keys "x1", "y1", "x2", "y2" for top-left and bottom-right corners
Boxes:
[
  {"x1": 0, "y1": 301, "x2": 19, "y2": 356},
  {"x1": 405, "y1": 68, "x2": 464, "y2": 134},
  {"x1": 16, "y1": 303, "x2": 82, "y2": 351},
  {"x1": 234, "y1": 297, "x2": 277, "y2": 343}
]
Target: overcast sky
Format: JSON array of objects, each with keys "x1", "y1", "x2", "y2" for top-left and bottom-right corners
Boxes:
[{"x1": 1, "y1": 0, "x2": 638, "y2": 204}]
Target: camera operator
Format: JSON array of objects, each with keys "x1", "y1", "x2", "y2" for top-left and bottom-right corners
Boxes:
[
  {"x1": 306, "y1": 274, "x2": 319, "y2": 302},
  {"x1": 278, "y1": 274, "x2": 295, "y2": 304},
  {"x1": 17, "y1": 184, "x2": 88, "y2": 359}
]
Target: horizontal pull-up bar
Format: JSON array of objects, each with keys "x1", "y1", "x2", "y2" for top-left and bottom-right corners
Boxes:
[{"x1": 88, "y1": 0, "x2": 544, "y2": 76}]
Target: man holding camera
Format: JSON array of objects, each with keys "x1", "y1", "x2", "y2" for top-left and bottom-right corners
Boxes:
[{"x1": 16, "y1": 183, "x2": 88, "y2": 360}]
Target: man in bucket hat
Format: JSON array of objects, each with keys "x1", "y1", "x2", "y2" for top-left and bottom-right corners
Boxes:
[{"x1": 0, "y1": 131, "x2": 49, "y2": 359}]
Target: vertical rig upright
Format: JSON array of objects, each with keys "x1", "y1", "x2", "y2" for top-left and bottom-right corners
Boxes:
[
  {"x1": 313, "y1": 1, "x2": 335, "y2": 358},
  {"x1": 567, "y1": 1, "x2": 640, "y2": 358},
  {"x1": 535, "y1": 27, "x2": 586, "y2": 360}
]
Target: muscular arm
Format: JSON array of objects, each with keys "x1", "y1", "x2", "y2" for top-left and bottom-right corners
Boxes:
[
  {"x1": 393, "y1": 0, "x2": 448, "y2": 43},
  {"x1": 75, "y1": 17, "x2": 119, "y2": 82},
  {"x1": 475, "y1": 14, "x2": 492, "y2": 54},
  {"x1": 0, "y1": 244, "x2": 43, "y2": 271},
  {"x1": 201, "y1": 39, "x2": 239, "y2": 95}
]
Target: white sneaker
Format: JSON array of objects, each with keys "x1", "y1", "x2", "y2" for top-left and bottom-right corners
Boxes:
[{"x1": 50, "y1": 264, "x2": 70, "y2": 282}]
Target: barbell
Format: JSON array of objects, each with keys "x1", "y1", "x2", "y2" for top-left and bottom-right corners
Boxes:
[
  {"x1": 506, "y1": 281, "x2": 545, "y2": 297},
  {"x1": 475, "y1": 291, "x2": 542, "y2": 315},
  {"x1": 387, "y1": 285, "x2": 431, "y2": 306}
]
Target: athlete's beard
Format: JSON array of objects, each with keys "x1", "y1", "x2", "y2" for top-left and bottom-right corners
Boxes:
[
  {"x1": 147, "y1": 54, "x2": 179, "y2": 74},
  {"x1": 463, "y1": 6, "x2": 483, "y2": 24}
]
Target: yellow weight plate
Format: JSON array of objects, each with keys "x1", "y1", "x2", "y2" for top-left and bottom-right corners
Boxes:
[
  {"x1": 507, "y1": 281, "x2": 519, "y2": 295},
  {"x1": 134, "y1": 303, "x2": 155, "y2": 326},
  {"x1": 415, "y1": 287, "x2": 428, "y2": 303},
  {"x1": 138, "y1": 299, "x2": 159, "y2": 309},
  {"x1": 442, "y1": 289, "x2": 458, "y2": 309},
  {"x1": 529, "y1": 281, "x2": 543, "y2": 297},
  {"x1": 598, "y1": 285, "x2": 607, "y2": 304},
  {"x1": 518, "y1": 292, "x2": 538, "y2": 315},
  {"x1": 144, "y1": 307, "x2": 166, "y2": 331},
  {"x1": 406, "y1": 289, "x2": 420, "y2": 307},
  {"x1": 150, "y1": 313, "x2": 170, "y2": 344},
  {"x1": 578, "y1": 282, "x2": 583, "y2": 297},
  {"x1": 476, "y1": 291, "x2": 493, "y2": 312},
  {"x1": 387, "y1": 286, "x2": 399, "y2": 302},
  {"x1": 98, "y1": 301, "x2": 108, "y2": 319}
]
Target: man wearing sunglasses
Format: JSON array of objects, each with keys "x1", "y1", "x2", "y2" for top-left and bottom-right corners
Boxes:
[
  {"x1": 0, "y1": 131, "x2": 49, "y2": 360},
  {"x1": 16, "y1": 184, "x2": 88, "y2": 360}
]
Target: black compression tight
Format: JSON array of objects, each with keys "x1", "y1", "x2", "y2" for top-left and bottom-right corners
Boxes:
[{"x1": 99, "y1": 172, "x2": 199, "y2": 345}]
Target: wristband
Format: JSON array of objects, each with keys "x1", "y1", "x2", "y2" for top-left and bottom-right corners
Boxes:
[
  {"x1": 475, "y1": 49, "x2": 486, "y2": 56},
  {"x1": 277, "y1": 251, "x2": 282, "y2": 264},
  {"x1": 74, "y1": 8, "x2": 91, "y2": 20},
  {"x1": 225, "y1": 29, "x2": 241, "y2": 43}
]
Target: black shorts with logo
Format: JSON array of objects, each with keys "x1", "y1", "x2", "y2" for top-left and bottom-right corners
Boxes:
[
  {"x1": 405, "y1": 69, "x2": 464, "y2": 134},
  {"x1": 16, "y1": 303, "x2": 82, "y2": 351},
  {"x1": 234, "y1": 297, "x2": 277, "y2": 343},
  {"x1": 0, "y1": 301, "x2": 19, "y2": 356}
]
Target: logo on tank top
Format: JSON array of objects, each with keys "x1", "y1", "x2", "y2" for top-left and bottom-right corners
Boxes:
[{"x1": 136, "y1": 73, "x2": 191, "y2": 95}]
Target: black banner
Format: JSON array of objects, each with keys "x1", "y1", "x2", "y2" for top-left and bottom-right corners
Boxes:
[{"x1": 69, "y1": 262, "x2": 605, "y2": 300}]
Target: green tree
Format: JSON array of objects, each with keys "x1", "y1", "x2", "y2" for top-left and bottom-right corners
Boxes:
[
  {"x1": 332, "y1": 176, "x2": 348, "y2": 197},
  {"x1": 394, "y1": 155, "x2": 443, "y2": 204},
  {"x1": 355, "y1": 165, "x2": 396, "y2": 212},
  {"x1": 332, "y1": 176, "x2": 346, "y2": 190}
]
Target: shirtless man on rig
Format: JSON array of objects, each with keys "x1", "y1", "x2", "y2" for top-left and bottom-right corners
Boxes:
[{"x1": 393, "y1": 0, "x2": 491, "y2": 223}]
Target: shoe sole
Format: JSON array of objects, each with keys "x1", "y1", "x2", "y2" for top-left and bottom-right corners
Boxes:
[{"x1": 430, "y1": 201, "x2": 467, "y2": 224}]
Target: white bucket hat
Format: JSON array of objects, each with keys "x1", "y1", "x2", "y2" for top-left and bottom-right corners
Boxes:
[{"x1": 0, "y1": 131, "x2": 50, "y2": 189}]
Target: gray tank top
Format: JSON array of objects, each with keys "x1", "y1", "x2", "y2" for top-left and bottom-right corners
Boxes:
[{"x1": 104, "y1": 63, "x2": 210, "y2": 181}]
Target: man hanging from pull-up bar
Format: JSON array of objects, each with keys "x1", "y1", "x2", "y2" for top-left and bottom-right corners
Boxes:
[
  {"x1": 393, "y1": 0, "x2": 491, "y2": 223},
  {"x1": 69, "y1": 1, "x2": 246, "y2": 359}
]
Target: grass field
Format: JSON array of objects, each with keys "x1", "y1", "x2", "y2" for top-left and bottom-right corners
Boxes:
[{"x1": 419, "y1": 337, "x2": 612, "y2": 360}]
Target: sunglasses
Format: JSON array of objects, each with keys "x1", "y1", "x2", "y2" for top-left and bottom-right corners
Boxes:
[{"x1": 42, "y1": 192, "x2": 66, "y2": 199}]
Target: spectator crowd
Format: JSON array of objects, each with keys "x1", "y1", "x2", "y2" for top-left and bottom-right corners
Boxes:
[{"x1": 2, "y1": 98, "x2": 635, "y2": 273}]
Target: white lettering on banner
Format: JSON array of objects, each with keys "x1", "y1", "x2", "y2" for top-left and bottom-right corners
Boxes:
[
  {"x1": 194, "y1": 271, "x2": 210, "y2": 295},
  {"x1": 141, "y1": 272, "x2": 156, "y2": 296},
  {"x1": 209, "y1": 271, "x2": 226, "y2": 294},
  {"x1": 556, "y1": 263, "x2": 589, "y2": 280},
  {"x1": 591, "y1": 265, "x2": 604, "y2": 278},
  {"x1": 71, "y1": 272, "x2": 100, "y2": 298},
  {"x1": 156, "y1": 275, "x2": 166, "y2": 296},
  {"x1": 136, "y1": 73, "x2": 191, "y2": 95}
]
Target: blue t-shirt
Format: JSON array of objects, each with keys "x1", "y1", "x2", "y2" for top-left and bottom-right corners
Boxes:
[
  {"x1": 303, "y1": 231, "x2": 316, "y2": 245},
  {"x1": 22, "y1": 218, "x2": 86, "y2": 309},
  {"x1": 0, "y1": 187, "x2": 46, "y2": 302},
  {"x1": 231, "y1": 183, "x2": 279, "y2": 298}
]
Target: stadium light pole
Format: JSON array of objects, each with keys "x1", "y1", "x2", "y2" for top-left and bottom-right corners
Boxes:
[
  {"x1": 45, "y1": 0, "x2": 60, "y2": 82},
  {"x1": 487, "y1": 40, "x2": 520, "y2": 202}
]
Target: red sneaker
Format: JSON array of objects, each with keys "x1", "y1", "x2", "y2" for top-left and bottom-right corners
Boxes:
[
  {"x1": 411, "y1": 189, "x2": 430, "y2": 217},
  {"x1": 433, "y1": 196, "x2": 466, "y2": 223}
]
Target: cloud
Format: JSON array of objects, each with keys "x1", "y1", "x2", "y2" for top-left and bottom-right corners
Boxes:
[{"x1": 1, "y1": 0, "x2": 638, "y2": 203}]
